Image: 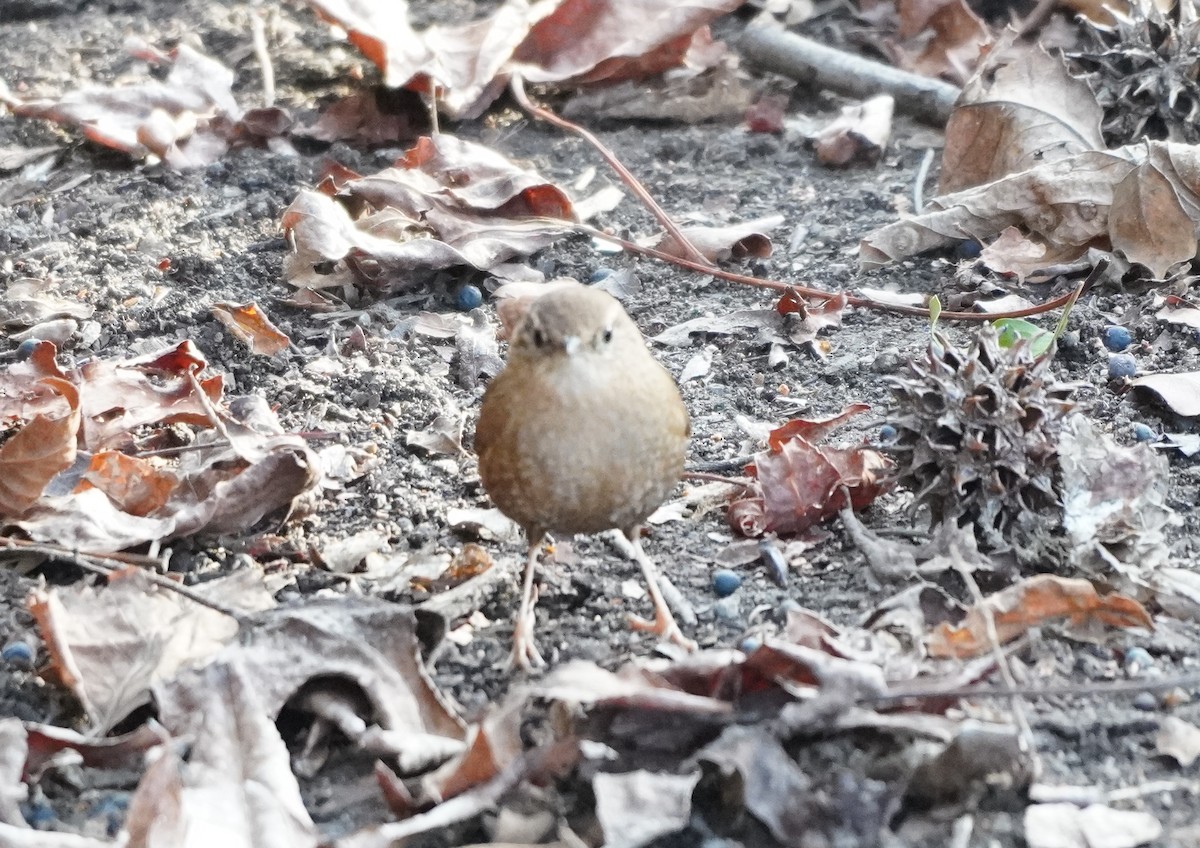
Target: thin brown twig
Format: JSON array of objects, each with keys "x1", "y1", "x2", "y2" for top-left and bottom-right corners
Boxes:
[
  {"x1": 0, "y1": 538, "x2": 245, "y2": 622},
  {"x1": 249, "y1": 7, "x2": 276, "y2": 108},
  {"x1": 950, "y1": 563, "x2": 1041, "y2": 777},
  {"x1": 867, "y1": 670, "x2": 1200, "y2": 705},
  {"x1": 577, "y1": 220, "x2": 1103, "y2": 323},
  {"x1": 683, "y1": 470, "x2": 754, "y2": 490},
  {"x1": 509, "y1": 73, "x2": 714, "y2": 269}
]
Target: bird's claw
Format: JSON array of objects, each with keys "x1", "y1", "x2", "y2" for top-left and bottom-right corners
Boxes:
[
  {"x1": 629, "y1": 609, "x2": 698, "y2": 652},
  {"x1": 504, "y1": 610, "x2": 546, "y2": 672}
]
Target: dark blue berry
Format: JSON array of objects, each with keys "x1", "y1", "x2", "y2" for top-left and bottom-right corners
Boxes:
[
  {"x1": 589, "y1": 267, "x2": 614, "y2": 283},
  {"x1": 712, "y1": 569, "x2": 742, "y2": 598},
  {"x1": 15, "y1": 339, "x2": 39, "y2": 360},
  {"x1": 454, "y1": 284, "x2": 483, "y2": 311},
  {"x1": 1102, "y1": 325, "x2": 1133, "y2": 352},
  {"x1": 2, "y1": 641, "x2": 33, "y2": 668},
  {"x1": 1108, "y1": 354, "x2": 1137, "y2": 379},
  {"x1": 879, "y1": 423, "x2": 897, "y2": 442},
  {"x1": 1132, "y1": 423, "x2": 1155, "y2": 443},
  {"x1": 955, "y1": 240, "x2": 982, "y2": 259}
]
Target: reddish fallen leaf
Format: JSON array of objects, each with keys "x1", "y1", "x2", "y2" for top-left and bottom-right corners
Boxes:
[
  {"x1": 283, "y1": 134, "x2": 578, "y2": 289},
  {"x1": 4, "y1": 43, "x2": 290, "y2": 169},
  {"x1": 294, "y1": 88, "x2": 425, "y2": 146},
  {"x1": 886, "y1": 0, "x2": 991, "y2": 85},
  {"x1": 303, "y1": 0, "x2": 744, "y2": 119},
  {"x1": 927, "y1": 575, "x2": 1154, "y2": 659},
  {"x1": 211, "y1": 301, "x2": 292, "y2": 357},
  {"x1": 773, "y1": 291, "x2": 848, "y2": 347},
  {"x1": 729, "y1": 405, "x2": 891, "y2": 537},
  {"x1": 745, "y1": 93, "x2": 788, "y2": 134},
  {"x1": 75, "y1": 451, "x2": 178, "y2": 517},
  {"x1": 0, "y1": 341, "x2": 225, "y2": 451},
  {"x1": 0, "y1": 377, "x2": 79, "y2": 516}
]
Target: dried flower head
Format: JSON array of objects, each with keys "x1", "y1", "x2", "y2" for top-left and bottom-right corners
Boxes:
[
  {"x1": 887, "y1": 326, "x2": 1076, "y2": 552},
  {"x1": 1069, "y1": 0, "x2": 1200, "y2": 144}
]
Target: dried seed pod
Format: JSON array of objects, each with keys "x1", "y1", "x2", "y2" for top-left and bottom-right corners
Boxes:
[
  {"x1": 1068, "y1": 0, "x2": 1200, "y2": 145},
  {"x1": 887, "y1": 326, "x2": 1075, "y2": 552}
]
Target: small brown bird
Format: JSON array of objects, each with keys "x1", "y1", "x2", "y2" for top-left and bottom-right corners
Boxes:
[{"x1": 475, "y1": 282, "x2": 694, "y2": 669}]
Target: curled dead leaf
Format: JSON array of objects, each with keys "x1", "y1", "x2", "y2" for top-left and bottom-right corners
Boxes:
[
  {"x1": 927, "y1": 575, "x2": 1153, "y2": 659},
  {"x1": 0, "y1": 376, "x2": 80, "y2": 516}
]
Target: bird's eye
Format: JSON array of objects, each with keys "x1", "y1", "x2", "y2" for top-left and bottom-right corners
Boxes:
[
  {"x1": 530, "y1": 328, "x2": 548, "y2": 348},
  {"x1": 601, "y1": 327, "x2": 614, "y2": 344}
]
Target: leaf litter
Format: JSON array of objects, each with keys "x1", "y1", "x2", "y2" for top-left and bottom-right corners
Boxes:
[{"x1": 5, "y1": 0, "x2": 1200, "y2": 844}]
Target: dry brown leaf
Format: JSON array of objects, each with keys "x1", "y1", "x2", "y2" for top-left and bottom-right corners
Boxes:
[
  {"x1": 294, "y1": 88, "x2": 425, "y2": 146},
  {"x1": 28, "y1": 568, "x2": 276, "y2": 733},
  {"x1": 927, "y1": 575, "x2": 1153, "y2": 658},
  {"x1": 1130, "y1": 371, "x2": 1200, "y2": 416},
  {"x1": 211, "y1": 301, "x2": 292, "y2": 357},
  {"x1": 154, "y1": 599, "x2": 466, "y2": 749},
  {"x1": 861, "y1": 148, "x2": 1132, "y2": 269},
  {"x1": 652, "y1": 215, "x2": 783, "y2": 262},
  {"x1": 283, "y1": 134, "x2": 577, "y2": 289},
  {"x1": 729, "y1": 404, "x2": 892, "y2": 537},
  {"x1": 1109, "y1": 150, "x2": 1200, "y2": 278},
  {"x1": 5, "y1": 43, "x2": 288, "y2": 169},
  {"x1": 0, "y1": 377, "x2": 79, "y2": 516},
  {"x1": 813, "y1": 95, "x2": 894, "y2": 166},
  {"x1": 75, "y1": 451, "x2": 178, "y2": 516},
  {"x1": 513, "y1": 0, "x2": 743, "y2": 86},
  {"x1": 304, "y1": 0, "x2": 744, "y2": 119},
  {"x1": 887, "y1": 0, "x2": 991, "y2": 85},
  {"x1": 72, "y1": 341, "x2": 223, "y2": 451},
  {"x1": 125, "y1": 662, "x2": 319, "y2": 848},
  {"x1": 940, "y1": 44, "x2": 1104, "y2": 195}
]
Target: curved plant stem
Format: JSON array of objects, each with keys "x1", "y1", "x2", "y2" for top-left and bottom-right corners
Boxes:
[{"x1": 509, "y1": 74, "x2": 714, "y2": 268}]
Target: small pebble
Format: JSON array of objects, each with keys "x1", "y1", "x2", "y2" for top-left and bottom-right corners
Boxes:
[
  {"x1": 21, "y1": 800, "x2": 56, "y2": 829},
  {"x1": 1132, "y1": 423, "x2": 1155, "y2": 443},
  {"x1": 1102, "y1": 325, "x2": 1133, "y2": 352},
  {"x1": 2, "y1": 641, "x2": 33, "y2": 668},
  {"x1": 739, "y1": 636, "x2": 761, "y2": 653},
  {"x1": 712, "y1": 568, "x2": 742, "y2": 598},
  {"x1": 1163, "y1": 687, "x2": 1191, "y2": 708},
  {"x1": 454, "y1": 284, "x2": 483, "y2": 311},
  {"x1": 955, "y1": 239, "x2": 982, "y2": 260},
  {"x1": 1132, "y1": 691, "x2": 1158, "y2": 712},
  {"x1": 89, "y1": 796, "x2": 128, "y2": 838},
  {"x1": 879, "y1": 423, "x2": 898, "y2": 443},
  {"x1": 589, "y1": 267, "x2": 614, "y2": 283},
  {"x1": 1108, "y1": 353, "x2": 1137, "y2": 379},
  {"x1": 1058, "y1": 329, "x2": 1081, "y2": 350},
  {"x1": 15, "y1": 339, "x2": 39, "y2": 361},
  {"x1": 713, "y1": 595, "x2": 742, "y2": 622},
  {"x1": 758, "y1": 539, "x2": 788, "y2": 587},
  {"x1": 1124, "y1": 646, "x2": 1153, "y2": 676}
]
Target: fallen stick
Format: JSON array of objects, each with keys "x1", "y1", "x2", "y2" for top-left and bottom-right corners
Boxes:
[{"x1": 737, "y1": 24, "x2": 960, "y2": 125}]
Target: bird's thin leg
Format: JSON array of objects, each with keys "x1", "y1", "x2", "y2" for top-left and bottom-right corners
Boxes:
[
  {"x1": 627, "y1": 532, "x2": 698, "y2": 651},
  {"x1": 508, "y1": 542, "x2": 546, "y2": 670}
]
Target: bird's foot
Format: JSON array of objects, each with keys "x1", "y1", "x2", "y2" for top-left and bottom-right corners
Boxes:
[
  {"x1": 629, "y1": 606, "x2": 698, "y2": 652},
  {"x1": 504, "y1": 616, "x2": 546, "y2": 672}
]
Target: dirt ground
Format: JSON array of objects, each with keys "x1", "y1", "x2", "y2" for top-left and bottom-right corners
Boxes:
[{"x1": 3, "y1": 0, "x2": 1200, "y2": 846}]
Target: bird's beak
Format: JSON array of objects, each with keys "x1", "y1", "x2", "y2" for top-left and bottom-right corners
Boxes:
[{"x1": 563, "y1": 335, "x2": 581, "y2": 355}]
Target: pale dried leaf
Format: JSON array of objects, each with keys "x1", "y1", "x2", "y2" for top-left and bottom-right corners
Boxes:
[
  {"x1": 1156, "y1": 715, "x2": 1200, "y2": 767},
  {"x1": 29, "y1": 568, "x2": 276, "y2": 733},
  {"x1": 127, "y1": 662, "x2": 318, "y2": 848},
  {"x1": 1131, "y1": 372, "x2": 1200, "y2": 416}
]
